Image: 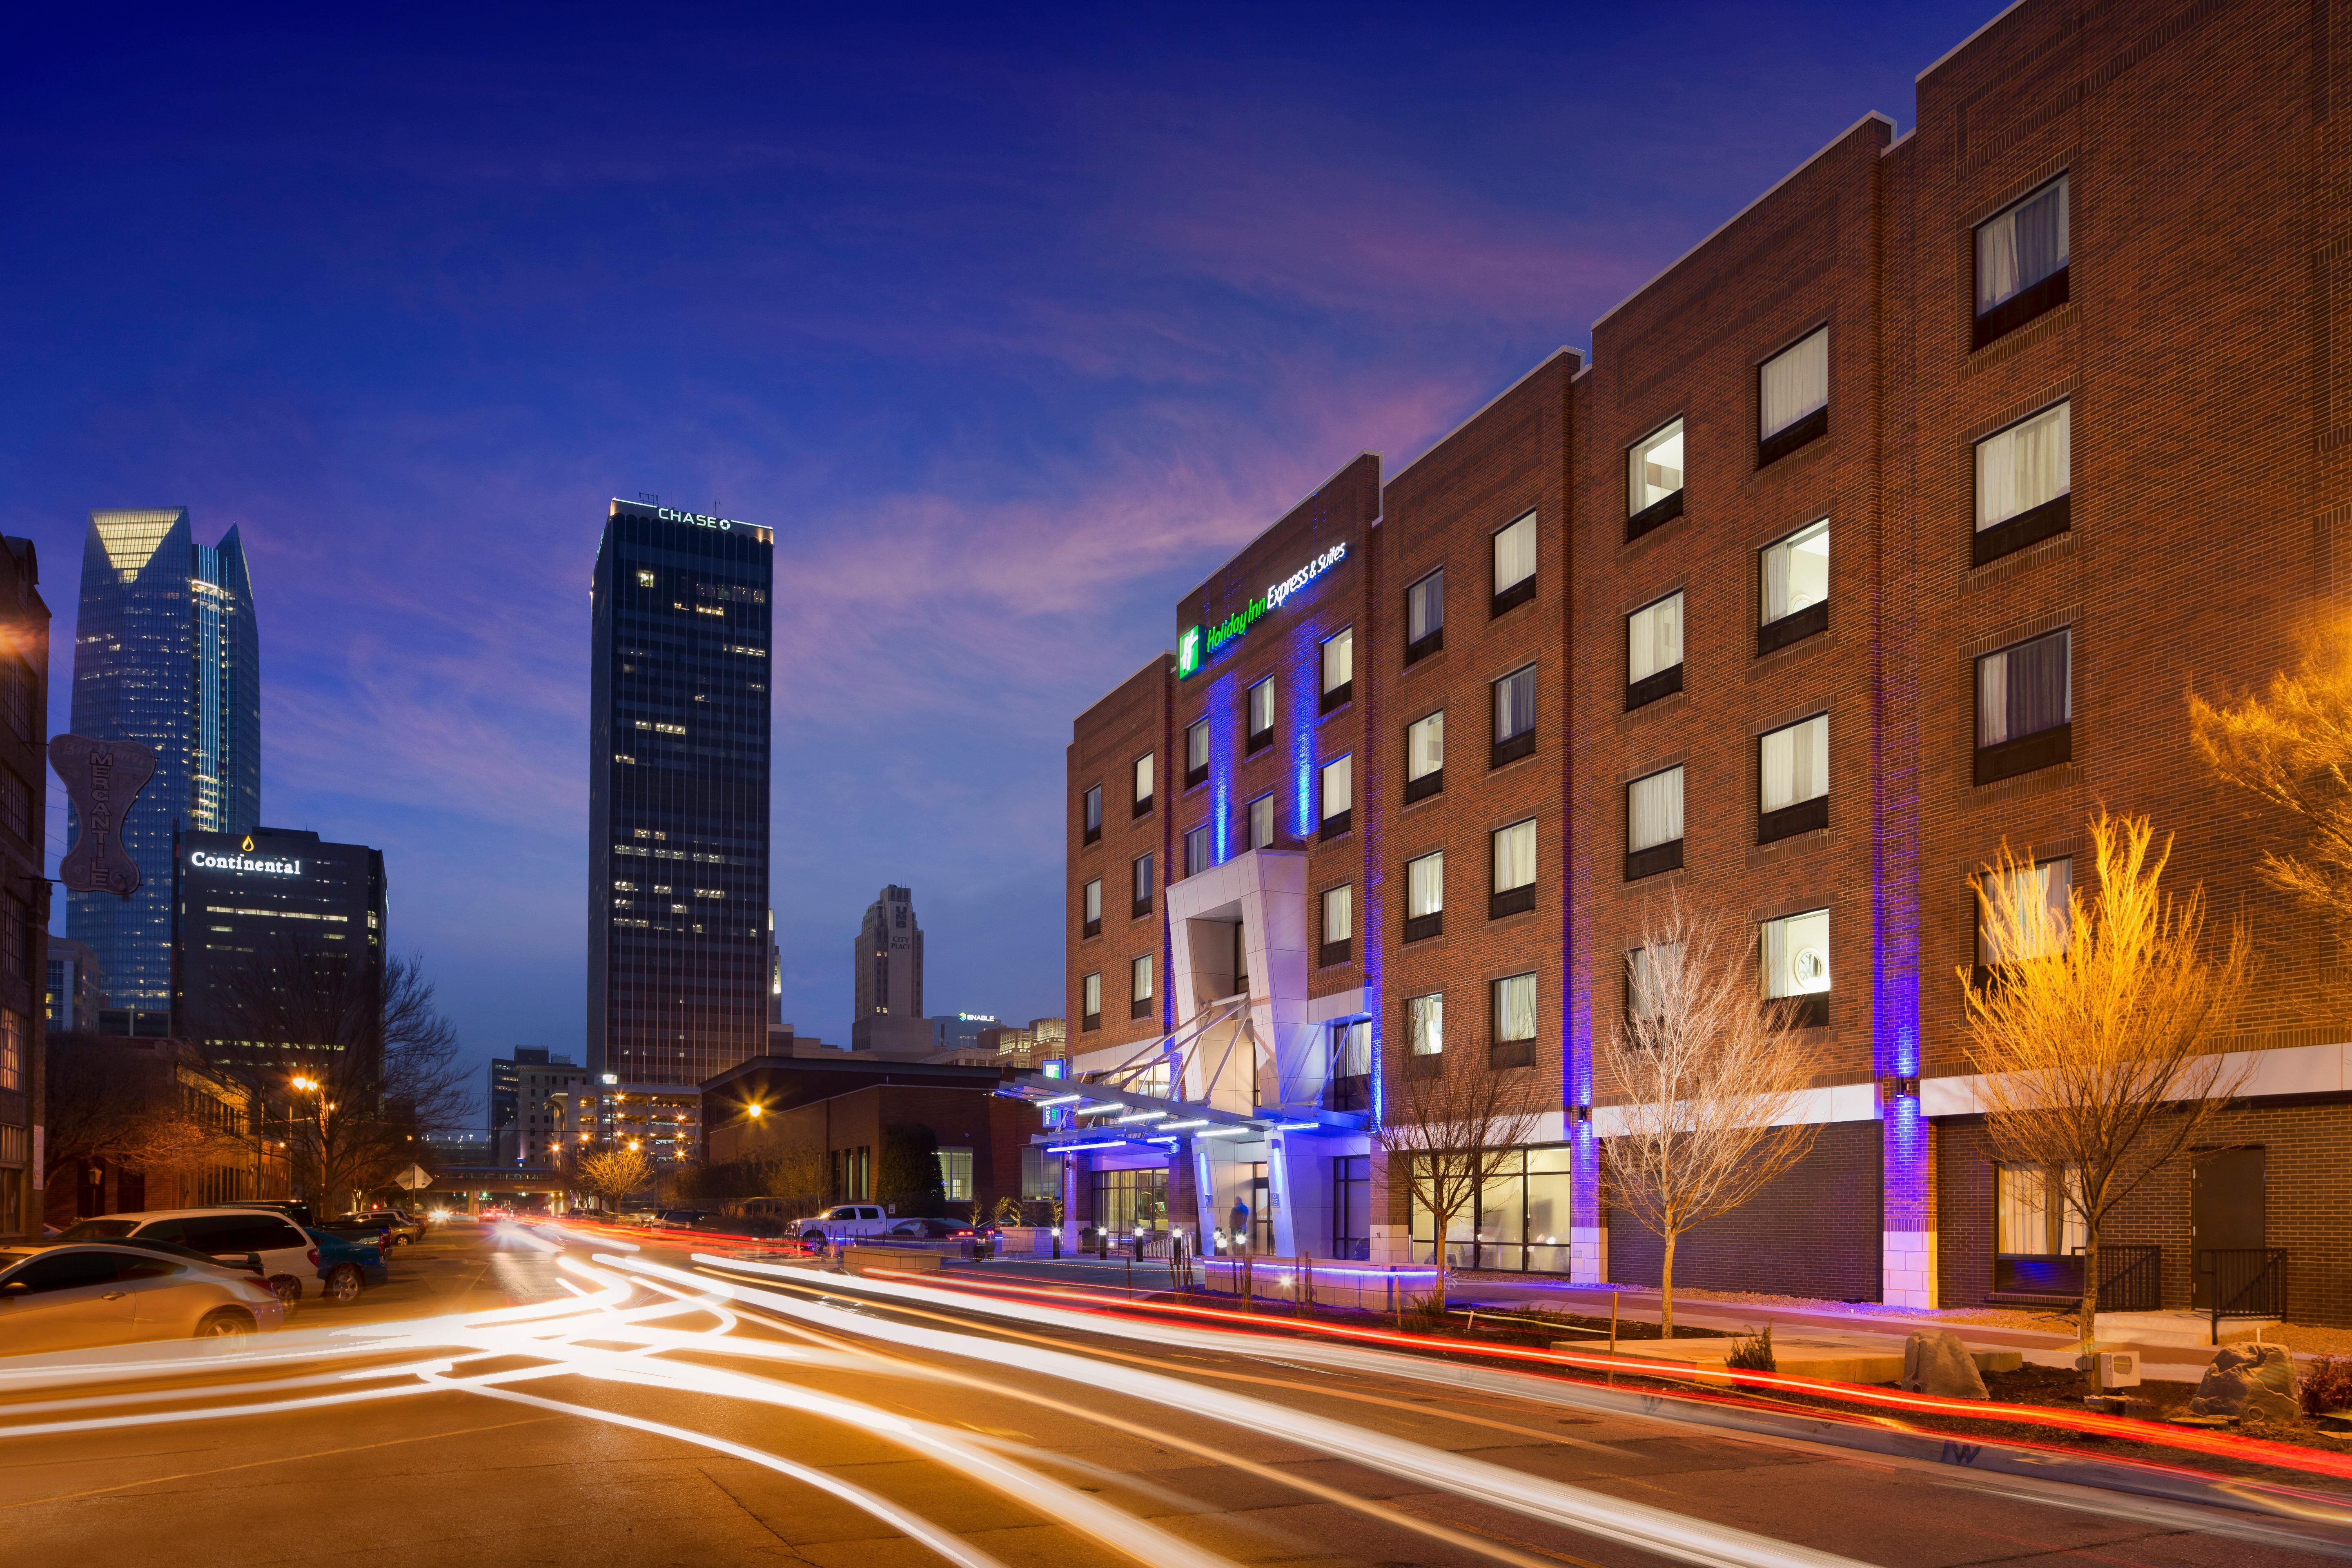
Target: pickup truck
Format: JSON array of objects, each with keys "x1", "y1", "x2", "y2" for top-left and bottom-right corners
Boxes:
[{"x1": 794, "y1": 1204, "x2": 891, "y2": 1246}]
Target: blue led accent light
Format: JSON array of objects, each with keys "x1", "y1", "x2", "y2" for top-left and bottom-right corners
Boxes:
[{"x1": 1208, "y1": 672, "x2": 1236, "y2": 865}]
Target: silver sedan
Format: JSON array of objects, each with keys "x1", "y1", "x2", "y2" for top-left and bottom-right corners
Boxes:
[{"x1": 0, "y1": 1241, "x2": 287, "y2": 1356}]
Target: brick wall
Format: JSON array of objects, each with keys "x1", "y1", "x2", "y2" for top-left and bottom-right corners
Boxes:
[
  {"x1": 1068, "y1": 656, "x2": 1173, "y2": 1053},
  {"x1": 1606, "y1": 1119, "x2": 1884, "y2": 1301}
]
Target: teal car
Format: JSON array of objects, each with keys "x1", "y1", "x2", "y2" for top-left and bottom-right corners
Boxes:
[{"x1": 304, "y1": 1227, "x2": 388, "y2": 1305}]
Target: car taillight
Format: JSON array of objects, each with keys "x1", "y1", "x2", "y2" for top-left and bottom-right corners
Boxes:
[{"x1": 307, "y1": 1249, "x2": 321, "y2": 1267}]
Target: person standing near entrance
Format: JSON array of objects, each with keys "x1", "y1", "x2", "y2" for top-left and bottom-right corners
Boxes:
[{"x1": 1229, "y1": 1196, "x2": 1250, "y2": 1254}]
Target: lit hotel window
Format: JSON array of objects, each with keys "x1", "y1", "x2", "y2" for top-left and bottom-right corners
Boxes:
[
  {"x1": 1406, "y1": 570, "x2": 1444, "y2": 665},
  {"x1": 1761, "y1": 907, "x2": 1831, "y2": 1028},
  {"x1": 1627, "y1": 592, "x2": 1682, "y2": 710},
  {"x1": 1758, "y1": 327, "x2": 1829, "y2": 466},
  {"x1": 1758, "y1": 713, "x2": 1829, "y2": 844},
  {"x1": 1492, "y1": 512, "x2": 1536, "y2": 616},
  {"x1": 1627, "y1": 418, "x2": 1684, "y2": 540},
  {"x1": 1321, "y1": 627, "x2": 1354, "y2": 713},
  {"x1": 1491, "y1": 973, "x2": 1537, "y2": 1068},
  {"x1": 1408, "y1": 992, "x2": 1443, "y2": 1058},
  {"x1": 1185, "y1": 719, "x2": 1209, "y2": 789},
  {"x1": 1405, "y1": 711, "x2": 1443, "y2": 804},
  {"x1": 1492, "y1": 664, "x2": 1537, "y2": 767},
  {"x1": 1246, "y1": 677, "x2": 1275, "y2": 754},
  {"x1": 1320, "y1": 884, "x2": 1352, "y2": 967},
  {"x1": 1082, "y1": 973, "x2": 1102, "y2": 1030},
  {"x1": 1246, "y1": 793, "x2": 1276, "y2": 851},
  {"x1": 1081, "y1": 879, "x2": 1100, "y2": 938},
  {"x1": 1403, "y1": 851, "x2": 1443, "y2": 942},
  {"x1": 1759, "y1": 519, "x2": 1829, "y2": 653},
  {"x1": 1626, "y1": 766, "x2": 1684, "y2": 881},
  {"x1": 1082, "y1": 785, "x2": 1102, "y2": 846},
  {"x1": 1974, "y1": 173, "x2": 2069, "y2": 349},
  {"x1": 1184, "y1": 824, "x2": 1211, "y2": 878},
  {"x1": 1973, "y1": 401, "x2": 2071, "y2": 566},
  {"x1": 1133, "y1": 752, "x2": 1154, "y2": 817},
  {"x1": 1319, "y1": 755, "x2": 1352, "y2": 839},
  {"x1": 1490, "y1": 819, "x2": 1535, "y2": 919}
]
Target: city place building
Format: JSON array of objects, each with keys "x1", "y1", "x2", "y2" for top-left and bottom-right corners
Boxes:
[
  {"x1": 1051, "y1": 0, "x2": 2352, "y2": 1323},
  {"x1": 587, "y1": 499, "x2": 775, "y2": 1097},
  {"x1": 851, "y1": 884, "x2": 927, "y2": 1054},
  {"x1": 67, "y1": 509, "x2": 259, "y2": 1010},
  {"x1": 0, "y1": 537, "x2": 46, "y2": 1239},
  {"x1": 171, "y1": 826, "x2": 387, "y2": 1072}
]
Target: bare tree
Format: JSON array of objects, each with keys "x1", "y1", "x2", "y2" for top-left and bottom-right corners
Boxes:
[
  {"x1": 210, "y1": 942, "x2": 473, "y2": 1212},
  {"x1": 2191, "y1": 621, "x2": 2352, "y2": 954},
  {"x1": 1598, "y1": 903, "x2": 1823, "y2": 1335},
  {"x1": 42, "y1": 1034, "x2": 249, "y2": 1192},
  {"x1": 1378, "y1": 1051, "x2": 1543, "y2": 1304},
  {"x1": 574, "y1": 1146, "x2": 653, "y2": 1213},
  {"x1": 1961, "y1": 812, "x2": 2251, "y2": 1383}
]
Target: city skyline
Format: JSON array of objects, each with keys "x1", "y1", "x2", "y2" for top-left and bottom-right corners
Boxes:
[{"x1": 5, "y1": 4, "x2": 2000, "y2": 1086}]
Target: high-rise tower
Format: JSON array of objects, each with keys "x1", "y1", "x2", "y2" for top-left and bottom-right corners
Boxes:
[
  {"x1": 587, "y1": 500, "x2": 774, "y2": 1087},
  {"x1": 851, "y1": 884, "x2": 927, "y2": 1054},
  {"x1": 68, "y1": 509, "x2": 259, "y2": 1009}
]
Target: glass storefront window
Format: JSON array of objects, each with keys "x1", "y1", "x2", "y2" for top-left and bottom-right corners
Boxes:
[
  {"x1": 1406, "y1": 1145, "x2": 1577, "y2": 1274},
  {"x1": 1090, "y1": 1167, "x2": 1169, "y2": 1234}
]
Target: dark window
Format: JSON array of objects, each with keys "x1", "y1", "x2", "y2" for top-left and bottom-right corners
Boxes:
[
  {"x1": 1973, "y1": 174, "x2": 2069, "y2": 350},
  {"x1": 1185, "y1": 719, "x2": 1210, "y2": 790},
  {"x1": 1131, "y1": 854, "x2": 1153, "y2": 918},
  {"x1": 1975, "y1": 629, "x2": 2071, "y2": 784},
  {"x1": 1184, "y1": 825, "x2": 1212, "y2": 878},
  {"x1": 1081, "y1": 878, "x2": 1101, "y2": 940},
  {"x1": 1405, "y1": 570, "x2": 1444, "y2": 665},
  {"x1": 1627, "y1": 592, "x2": 1682, "y2": 710},
  {"x1": 5, "y1": 1249, "x2": 133, "y2": 1293},
  {"x1": 1246, "y1": 677, "x2": 1275, "y2": 754},
  {"x1": 1081, "y1": 786, "x2": 1101, "y2": 846}
]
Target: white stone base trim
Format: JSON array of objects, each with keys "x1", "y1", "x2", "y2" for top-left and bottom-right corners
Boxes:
[
  {"x1": 1883, "y1": 1229, "x2": 1938, "y2": 1308},
  {"x1": 1570, "y1": 1225, "x2": 1608, "y2": 1284}
]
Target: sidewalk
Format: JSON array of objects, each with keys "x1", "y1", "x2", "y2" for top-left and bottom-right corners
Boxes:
[{"x1": 1446, "y1": 1275, "x2": 2278, "y2": 1383}]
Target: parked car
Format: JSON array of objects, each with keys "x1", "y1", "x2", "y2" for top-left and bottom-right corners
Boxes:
[
  {"x1": 305, "y1": 1228, "x2": 388, "y2": 1304},
  {"x1": 653, "y1": 1209, "x2": 716, "y2": 1229},
  {"x1": 882, "y1": 1217, "x2": 973, "y2": 1241},
  {"x1": 59, "y1": 1209, "x2": 327, "y2": 1301},
  {"x1": 0, "y1": 1241, "x2": 286, "y2": 1354},
  {"x1": 687, "y1": 1214, "x2": 786, "y2": 1239},
  {"x1": 794, "y1": 1204, "x2": 891, "y2": 1246},
  {"x1": 222, "y1": 1199, "x2": 314, "y2": 1228},
  {"x1": 323, "y1": 1211, "x2": 422, "y2": 1247}
]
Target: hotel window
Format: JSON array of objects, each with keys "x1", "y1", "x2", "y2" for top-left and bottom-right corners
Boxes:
[
  {"x1": 1133, "y1": 753, "x2": 1154, "y2": 816},
  {"x1": 1976, "y1": 857, "x2": 2073, "y2": 978},
  {"x1": 935, "y1": 1147, "x2": 974, "y2": 1202},
  {"x1": 1758, "y1": 519, "x2": 1829, "y2": 654},
  {"x1": 1320, "y1": 754, "x2": 1352, "y2": 839},
  {"x1": 1406, "y1": 569, "x2": 1445, "y2": 665},
  {"x1": 1320, "y1": 883, "x2": 1353, "y2": 967},
  {"x1": 1976, "y1": 628, "x2": 2071, "y2": 784},
  {"x1": 1329, "y1": 1025, "x2": 1372, "y2": 1115},
  {"x1": 1492, "y1": 664, "x2": 1537, "y2": 767},
  {"x1": 1626, "y1": 591, "x2": 1684, "y2": 710},
  {"x1": 1491, "y1": 511, "x2": 1537, "y2": 616},
  {"x1": 1403, "y1": 850, "x2": 1444, "y2": 942},
  {"x1": 1185, "y1": 719, "x2": 1210, "y2": 790},
  {"x1": 1408, "y1": 991, "x2": 1444, "y2": 1057},
  {"x1": 1758, "y1": 713, "x2": 1829, "y2": 843},
  {"x1": 1082, "y1": 972, "x2": 1102, "y2": 1031},
  {"x1": 1626, "y1": 765, "x2": 1684, "y2": 881},
  {"x1": 1491, "y1": 818, "x2": 1536, "y2": 919},
  {"x1": 1131, "y1": 953, "x2": 1155, "y2": 1018},
  {"x1": 1973, "y1": 401, "x2": 2071, "y2": 566},
  {"x1": 1757, "y1": 327, "x2": 1829, "y2": 466},
  {"x1": 1131, "y1": 852, "x2": 1154, "y2": 918},
  {"x1": 1184, "y1": 824, "x2": 1212, "y2": 877},
  {"x1": 1246, "y1": 676, "x2": 1275, "y2": 754},
  {"x1": 1082, "y1": 878, "x2": 1102, "y2": 939},
  {"x1": 1974, "y1": 173, "x2": 2069, "y2": 350},
  {"x1": 1624, "y1": 942, "x2": 1681, "y2": 1030},
  {"x1": 1626, "y1": 418, "x2": 1685, "y2": 539},
  {"x1": 1082, "y1": 785, "x2": 1102, "y2": 846},
  {"x1": 1491, "y1": 973, "x2": 1537, "y2": 1068},
  {"x1": 1405, "y1": 710, "x2": 1445, "y2": 804},
  {"x1": 1761, "y1": 907, "x2": 1831, "y2": 1028},
  {"x1": 1321, "y1": 627, "x2": 1354, "y2": 713},
  {"x1": 1247, "y1": 792, "x2": 1277, "y2": 851},
  {"x1": 1996, "y1": 1163, "x2": 2086, "y2": 1259}
]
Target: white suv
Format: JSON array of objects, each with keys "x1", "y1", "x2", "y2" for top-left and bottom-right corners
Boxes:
[
  {"x1": 797, "y1": 1204, "x2": 889, "y2": 1246},
  {"x1": 61, "y1": 1209, "x2": 324, "y2": 1300}
]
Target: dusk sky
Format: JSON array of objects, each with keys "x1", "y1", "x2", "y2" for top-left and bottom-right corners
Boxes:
[{"x1": 7, "y1": 3, "x2": 1992, "y2": 1106}]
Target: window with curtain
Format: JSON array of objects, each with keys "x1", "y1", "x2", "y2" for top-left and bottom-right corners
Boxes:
[
  {"x1": 1184, "y1": 824, "x2": 1211, "y2": 877},
  {"x1": 1996, "y1": 1163, "x2": 2086, "y2": 1256},
  {"x1": 1322, "y1": 626, "x2": 1354, "y2": 695},
  {"x1": 1083, "y1": 786, "x2": 1101, "y2": 833},
  {"x1": 1186, "y1": 719, "x2": 1210, "y2": 786},
  {"x1": 1976, "y1": 402, "x2": 2070, "y2": 531},
  {"x1": 1492, "y1": 512, "x2": 1537, "y2": 603},
  {"x1": 1406, "y1": 851, "x2": 1444, "y2": 918},
  {"x1": 1977, "y1": 629, "x2": 2070, "y2": 746},
  {"x1": 1247, "y1": 676, "x2": 1274, "y2": 742},
  {"x1": 1407, "y1": 569, "x2": 1445, "y2": 653},
  {"x1": 1760, "y1": 328, "x2": 1829, "y2": 440},
  {"x1": 1978, "y1": 857, "x2": 2072, "y2": 964},
  {"x1": 1628, "y1": 766, "x2": 1684, "y2": 853},
  {"x1": 1628, "y1": 593, "x2": 1683, "y2": 684},
  {"x1": 1628, "y1": 419, "x2": 1684, "y2": 514},
  {"x1": 1760, "y1": 519, "x2": 1830, "y2": 624},
  {"x1": 1976, "y1": 175, "x2": 2069, "y2": 318},
  {"x1": 1493, "y1": 973, "x2": 1537, "y2": 1043},
  {"x1": 1248, "y1": 793, "x2": 1276, "y2": 849},
  {"x1": 1134, "y1": 753, "x2": 1153, "y2": 805},
  {"x1": 1760, "y1": 909, "x2": 1831, "y2": 998},
  {"x1": 1625, "y1": 942, "x2": 1683, "y2": 1024},
  {"x1": 1334, "y1": 1020, "x2": 1371, "y2": 1077},
  {"x1": 1131, "y1": 953, "x2": 1154, "y2": 1001},
  {"x1": 1082, "y1": 878, "x2": 1101, "y2": 924},
  {"x1": 1492, "y1": 819, "x2": 1536, "y2": 893},
  {"x1": 1408, "y1": 711, "x2": 1444, "y2": 784},
  {"x1": 1494, "y1": 664, "x2": 1537, "y2": 743},
  {"x1": 1323, "y1": 883, "x2": 1352, "y2": 944},
  {"x1": 1082, "y1": 972, "x2": 1102, "y2": 1018},
  {"x1": 1321, "y1": 755, "x2": 1352, "y2": 824},
  {"x1": 1408, "y1": 992, "x2": 1444, "y2": 1055},
  {"x1": 1132, "y1": 853, "x2": 1153, "y2": 904},
  {"x1": 1759, "y1": 714, "x2": 1829, "y2": 811}
]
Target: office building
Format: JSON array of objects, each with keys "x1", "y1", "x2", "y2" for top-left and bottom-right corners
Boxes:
[
  {"x1": 586, "y1": 499, "x2": 775, "y2": 1089},
  {"x1": 488, "y1": 1047, "x2": 552, "y2": 1164},
  {"x1": 514, "y1": 1055, "x2": 590, "y2": 1166},
  {"x1": 1056, "y1": 0, "x2": 2352, "y2": 1323},
  {"x1": 850, "y1": 884, "x2": 927, "y2": 1054},
  {"x1": 171, "y1": 826, "x2": 387, "y2": 1071},
  {"x1": 45, "y1": 938, "x2": 105, "y2": 1034},
  {"x1": 929, "y1": 1012, "x2": 997, "y2": 1054},
  {"x1": 67, "y1": 509, "x2": 259, "y2": 1010},
  {"x1": 0, "y1": 537, "x2": 47, "y2": 1240}
]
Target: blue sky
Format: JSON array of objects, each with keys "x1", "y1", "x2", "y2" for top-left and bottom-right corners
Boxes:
[{"x1": 3, "y1": 2, "x2": 1993, "y2": 1099}]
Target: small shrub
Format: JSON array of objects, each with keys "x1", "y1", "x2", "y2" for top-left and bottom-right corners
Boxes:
[
  {"x1": 2302, "y1": 1354, "x2": 2352, "y2": 1417},
  {"x1": 1726, "y1": 1322, "x2": 1776, "y2": 1372},
  {"x1": 1405, "y1": 1291, "x2": 1451, "y2": 1330}
]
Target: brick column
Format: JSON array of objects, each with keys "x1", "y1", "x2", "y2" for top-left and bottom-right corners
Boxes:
[
  {"x1": 1882, "y1": 1094, "x2": 1936, "y2": 1307},
  {"x1": 1570, "y1": 1118, "x2": 1606, "y2": 1283}
]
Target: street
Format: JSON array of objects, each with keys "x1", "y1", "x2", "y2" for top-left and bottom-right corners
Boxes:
[{"x1": 0, "y1": 1218, "x2": 2343, "y2": 1567}]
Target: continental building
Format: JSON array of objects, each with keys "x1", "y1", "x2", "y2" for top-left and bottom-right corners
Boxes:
[
  {"x1": 587, "y1": 499, "x2": 775, "y2": 1090},
  {"x1": 67, "y1": 509, "x2": 259, "y2": 1010},
  {"x1": 1060, "y1": 0, "x2": 2352, "y2": 1322}
]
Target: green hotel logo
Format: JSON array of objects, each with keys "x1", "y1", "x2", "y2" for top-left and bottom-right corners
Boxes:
[{"x1": 1177, "y1": 625, "x2": 1203, "y2": 678}]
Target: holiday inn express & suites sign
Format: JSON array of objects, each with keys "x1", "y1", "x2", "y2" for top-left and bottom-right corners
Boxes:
[{"x1": 1178, "y1": 541, "x2": 1348, "y2": 679}]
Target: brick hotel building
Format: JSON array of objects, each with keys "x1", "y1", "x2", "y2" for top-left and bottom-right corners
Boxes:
[{"x1": 1059, "y1": 0, "x2": 2352, "y2": 1322}]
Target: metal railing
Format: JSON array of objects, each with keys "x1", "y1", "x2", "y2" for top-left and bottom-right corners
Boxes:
[
  {"x1": 2203, "y1": 1247, "x2": 2287, "y2": 1341},
  {"x1": 2083, "y1": 1242, "x2": 2161, "y2": 1312}
]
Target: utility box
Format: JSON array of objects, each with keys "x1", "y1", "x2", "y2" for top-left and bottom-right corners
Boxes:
[{"x1": 2097, "y1": 1351, "x2": 2140, "y2": 1389}]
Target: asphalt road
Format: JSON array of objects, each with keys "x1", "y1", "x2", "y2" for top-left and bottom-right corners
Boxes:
[{"x1": 0, "y1": 1218, "x2": 2342, "y2": 1568}]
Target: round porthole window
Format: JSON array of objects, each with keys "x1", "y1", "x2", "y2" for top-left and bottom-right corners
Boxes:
[{"x1": 1791, "y1": 946, "x2": 1828, "y2": 991}]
